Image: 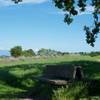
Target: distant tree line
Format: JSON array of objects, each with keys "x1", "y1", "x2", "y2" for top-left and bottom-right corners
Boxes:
[
  {"x1": 76, "y1": 51, "x2": 100, "y2": 56},
  {"x1": 89, "y1": 51, "x2": 100, "y2": 57},
  {"x1": 37, "y1": 48, "x2": 63, "y2": 56},
  {"x1": 10, "y1": 46, "x2": 64, "y2": 57},
  {"x1": 10, "y1": 46, "x2": 100, "y2": 57},
  {"x1": 10, "y1": 46, "x2": 35, "y2": 57}
]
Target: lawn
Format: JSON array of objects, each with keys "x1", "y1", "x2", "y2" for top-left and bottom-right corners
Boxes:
[{"x1": 0, "y1": 55, "x2": 100, "y2": 99}]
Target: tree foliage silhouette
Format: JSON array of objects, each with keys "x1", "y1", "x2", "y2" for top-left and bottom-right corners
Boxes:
[
  {"x1": 12, "y1": 0, "x2": 100, "y2": 47},
  {"x1": 10, "y1": 46, "x2": 22, "y2": 57},
  {"x1": 53, "y1": 0, "x2": 100, "y2": 47}
]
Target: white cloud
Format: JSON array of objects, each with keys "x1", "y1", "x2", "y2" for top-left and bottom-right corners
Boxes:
[
  {"x1": 19, "y1": 0, "x2": 48, "y2": 4},
  {"x1": 0, "y1": 0, "x2": 48, "y2": 6},
  {"x1": 78, "y1": 6, "x2": 94, "y2": 15},
  {"x1": 86, "y1": 6, "x2": 94, "y2": 12}
]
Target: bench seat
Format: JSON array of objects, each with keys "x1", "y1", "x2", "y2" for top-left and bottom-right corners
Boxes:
[
  {"x1": 34, "y1": 76, "x2": 69, "y2": 85},
  {"x1": 33, "y1": 64, "x2": 84, "y2": 85}
]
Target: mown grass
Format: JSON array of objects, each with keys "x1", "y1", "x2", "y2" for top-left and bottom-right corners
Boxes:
[
  {"x1": 0, "y1": 55, "x2": 99, "y2": 67},
  {"x1": 0, "y1": 55, "x2": 100, "y2": 99}
]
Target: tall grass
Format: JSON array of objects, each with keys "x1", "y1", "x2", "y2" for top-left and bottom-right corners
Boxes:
[{"x1": 52, "y1": 81, "x2": 100, "y2": 100}]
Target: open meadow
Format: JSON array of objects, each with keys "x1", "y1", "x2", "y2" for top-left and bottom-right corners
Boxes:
[
  {"x1": 0, "y1": 55, "x2": 100, "y2": 99},
  {"x1": 0, "y1": 0, "x2": 100, "y2": 99}
]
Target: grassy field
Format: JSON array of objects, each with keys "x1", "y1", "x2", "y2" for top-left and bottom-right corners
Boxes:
[{"x1": 0, "y1": 55, "x2": 100, "y2": 99}]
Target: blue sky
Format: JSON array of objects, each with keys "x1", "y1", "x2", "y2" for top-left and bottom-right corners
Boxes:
[{"x1": 0, "y1": 0, "x2": 99, "y2": 52}]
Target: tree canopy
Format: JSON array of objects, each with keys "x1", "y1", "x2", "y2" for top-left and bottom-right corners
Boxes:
[
  {"x1": 10, "y1": 46, "x2": 22, "y2": 57},
  {"x1": 37, "y1": 48, "x2": 61, "y2": 56},
  {"x1": 12, "y1": 0, "x2": 100, "y2": 47},
  {"x1": 10, "y1": 46, "x2": 36, "y2": 57},
  {"x1": 53, "y1": 0, "x2": 100, "y2": 47},
  {"x1": 23, "y1": 49, "x2": 36, "y2": 57}
]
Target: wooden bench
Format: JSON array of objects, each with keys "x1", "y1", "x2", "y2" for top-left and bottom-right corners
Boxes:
[{"x1": 34, "y1": 64, "x2": 84, "y2": 85}]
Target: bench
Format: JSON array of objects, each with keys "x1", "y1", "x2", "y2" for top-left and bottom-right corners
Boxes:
[{"x1": 34, "y1": 64, "x2": 84, "y2": 85}]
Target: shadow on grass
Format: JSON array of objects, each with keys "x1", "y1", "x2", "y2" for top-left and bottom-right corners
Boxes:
[
  {"x1": 67, "y1": 60, "x2": 100, "y2": 79},
  {"x1": 0, "y1": 60, "x2": 100, "y2": 99},
  {"x1": 0, "y1": 64, "x2": 43, "y2": 88},
  {"x1": 30, "y1": 61, "x2": 100, "y2": 99},
  {"x1": 0, "y1": 63, "x2": 45, "y2": 98}
]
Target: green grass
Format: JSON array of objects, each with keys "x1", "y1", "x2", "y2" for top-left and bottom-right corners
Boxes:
[
  {"x1": 52, "y1": 81, "x2": 100, "y2": 100},
  {"x1": 0, "y1": 63, "x2": 43, "y2": 98},
  {"x1": 0, "y1": 55, "x2": 99, "y2": 67},
  {"x1": 0, "y1": 55, "x2": 100, "y2": 99}
]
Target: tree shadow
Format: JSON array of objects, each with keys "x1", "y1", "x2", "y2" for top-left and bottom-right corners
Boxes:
[
  {"x1": 0, "y1": 60, "x2": 100, "y2": 99},
  {"x1": 1, "y1": 63, "x2": 44, "y2": 71},
  {"x1": 0, "y1": 63, "x2": 45, "y2": 98},
  {"x1": 30, "y1": 60, "x2": 100, "y2": 99},
  {"x1": 28, "y1": 81, "x2": 58, "y2": 100},
  {"x1": 59, "y1": 60, "x2": 100, "y2": 79}
]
